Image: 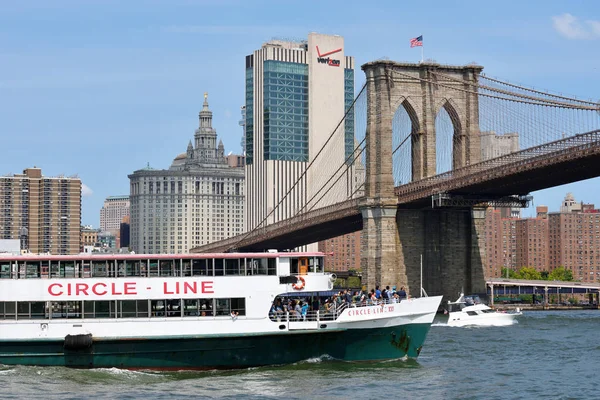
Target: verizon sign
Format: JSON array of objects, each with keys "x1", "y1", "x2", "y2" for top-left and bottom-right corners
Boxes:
[{"x1": 316, "y1": 46, "x2": 341, "y2": 67}]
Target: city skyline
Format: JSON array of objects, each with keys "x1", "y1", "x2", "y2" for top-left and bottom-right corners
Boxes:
[{"x1": 1, "y1": 1, "x2": 599, "y2": 226}]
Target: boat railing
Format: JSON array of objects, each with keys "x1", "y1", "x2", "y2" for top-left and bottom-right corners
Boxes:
[{"x1": 270, "y1": 298, "x2": 406, "y2": 323}]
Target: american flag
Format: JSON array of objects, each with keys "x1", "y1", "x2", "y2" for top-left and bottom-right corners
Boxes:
[{"x1": 410, "y1": 35, "x2": 423, "y2": 48}]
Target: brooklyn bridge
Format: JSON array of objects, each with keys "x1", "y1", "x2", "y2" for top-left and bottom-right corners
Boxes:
[{"x1": 192, "y1": 60, "x2": 600, "y2": 299}]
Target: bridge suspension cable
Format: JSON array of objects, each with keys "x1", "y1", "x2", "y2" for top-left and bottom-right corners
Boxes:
[
  {"x1": 386, "y1": 66, "x2": 600, "y2": 186},
  {"x1": 224, "y1": 83, "x2": 367, "y2": 251}
]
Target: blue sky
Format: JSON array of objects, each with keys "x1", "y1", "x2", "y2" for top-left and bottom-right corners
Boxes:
[{"x1": 1, "y1": 0, "x2": 599, "y2": 226}]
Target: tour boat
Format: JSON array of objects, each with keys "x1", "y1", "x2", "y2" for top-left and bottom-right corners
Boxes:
[
  {"x1": 445, "y1": 293, "x2": 521, "y2": 327},
  {"x1": 0, "y1": 252, "x2": 442, "y2": 369}
]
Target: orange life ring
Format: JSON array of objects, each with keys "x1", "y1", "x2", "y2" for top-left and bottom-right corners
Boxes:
[{"x1": 293, "y1": 276, "x2": 305, "y2": 290}]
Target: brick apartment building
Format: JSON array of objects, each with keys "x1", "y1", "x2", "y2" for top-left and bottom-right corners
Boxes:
[
  {"x1": 484, "y1": 193, "x2": 600, "y2": 282},
  {"x1": 0, "y1": 167, "x2": 81, "y2": 255}
]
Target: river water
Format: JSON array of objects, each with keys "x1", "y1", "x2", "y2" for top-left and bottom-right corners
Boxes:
[{"x1": 1, "y1": 310, "x2": 597, "y2": 399}]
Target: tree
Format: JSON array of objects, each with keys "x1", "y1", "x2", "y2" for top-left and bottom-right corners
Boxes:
[
  {"x1": 548, "y1": 266, "x2": 574, "y2": 282},
  {"x1": 515, "y1": 267, "x2": 542, "y2": 280},
  {"x1": 500, "y1": 267, "x2": 518, "y2": 279}
]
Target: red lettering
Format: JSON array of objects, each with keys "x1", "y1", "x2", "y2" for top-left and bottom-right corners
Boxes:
[
  {"x1": 201, "y1": 281, "x2": 214, "y2": 294},
  {"x1": 75, "y1": 283, "x2": 89, "y2": 296},
  {"x1": 124, "y1": 282, "x2": 137, "y2": 295},
  {"x1": 111, "y1": 282, "x2": 123, "y2": 295},
  {"x1": 184, "y1": 282, "x2": 197, "y2": 294},
  {"x1": 163, "y1": 282, "x2": 175, "y2": 295},
  {"x1": 48, "y1": 283, "x2": 63, "y2": 296},
  {"x1": 92, "y1": 283, "x2": 107, "y2": 296},
  {"x1": 67, "y1": 283, "x2": 72, "y2": 296}
]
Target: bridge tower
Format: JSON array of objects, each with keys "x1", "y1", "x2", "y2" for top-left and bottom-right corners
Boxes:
[{"x1": 360, "y1": 61, "x2": 485, "y2": 298}]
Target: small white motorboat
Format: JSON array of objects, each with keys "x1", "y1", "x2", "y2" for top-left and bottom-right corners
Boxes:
[{"x1": 446, "y1": 293, "x2": 521, "y2": 327}]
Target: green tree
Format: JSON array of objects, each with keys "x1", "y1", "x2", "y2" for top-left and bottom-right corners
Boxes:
[
  {"x1": 548, "y1": 266, "x2": 574, "y2": 281},
  {"x1": 500, "y1": 267, "x2": 518, "y2": 278},
  {"x1": 515, "y1": 267, "x2": 542, "y2": 280}
]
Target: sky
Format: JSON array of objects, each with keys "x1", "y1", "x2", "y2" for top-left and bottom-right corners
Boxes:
[{"x1": 1, "y1": 0, "x2": 599, "y2": 226}]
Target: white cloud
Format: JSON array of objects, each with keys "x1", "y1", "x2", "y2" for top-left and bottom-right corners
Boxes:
[
  {"x1": 552, "y1": 13, "x2": 600, "y2": 40},
  {"x1": 82, "y1": 183, "x2": 93, "y2": 197}
]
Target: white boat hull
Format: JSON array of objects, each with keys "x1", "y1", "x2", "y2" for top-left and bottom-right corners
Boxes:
[{"x1": 447, "y1": 310, "x2": 521, "y2": 327}]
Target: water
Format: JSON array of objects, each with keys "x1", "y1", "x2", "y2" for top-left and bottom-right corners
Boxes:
[{"x1": 1, "y1": 310, "x2": 597, "y2": 399}]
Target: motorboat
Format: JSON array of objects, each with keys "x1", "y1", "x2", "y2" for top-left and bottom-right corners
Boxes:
[{"x1": 445, "y1": 293, "x2": 521, "y2": 327}]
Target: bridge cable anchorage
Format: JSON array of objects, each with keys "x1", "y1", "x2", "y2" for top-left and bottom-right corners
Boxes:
[{"x1": 222, "y1": 83, "x2": 367, "y2": 252}]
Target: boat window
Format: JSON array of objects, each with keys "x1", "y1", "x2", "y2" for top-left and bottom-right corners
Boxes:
[
  {"x1": 231, "y1": 298, "x2": 246, "y2": 316},
  {"x1": 215, "y1": 298, "x2": 246, "y2": 316},
  {"x1": 0, "y1": 262, "x2": 11, "y2": 279},
  {"x1": 183, "y1": 299, "x2": 199, "y2": 316},
  {"x1": 0, "y1": 301, "x2": 16, "y2": 319},
  {"x1": 4, "y1": 298, "x2": 245, "y2": 319},
  {"x1": 214, "y1": 258, "x2": 225, "y2": 276},
  {"x1": 290, "y1": 258, "x2": 299, "y2": 275},
  {"x1": 0, "y1": 255, "x2": 289, "y2": 278},
  {"x1": 268, "y1": 258, "x2": 276, "y2": 275},
  {"x1": 50, "y1": 301, "x2": 82, "y2": 319},
  {"x1": 81, "y1": 261, "x2": 92, "y2": 278},
  {"x1": 160, "y1": 260, "x2": 177, "y2": 277},
  {"x1": 118, "y1": 300, "x2": 149, "y2": 318},
  {"x1": 215, "y1": 298, "x2": 230, "y2": 316},
  {"x1": 14, "y1": 302, "x2": 44, "y2": 319},
  {"x1": 63, "y1": 261, "x2": 76, "y2": 278},
  {"x1": 21, "y1": 261, "x2": 40, "y2": 278},
  {"x1": 149, "y1": 261, "x2": 159, "y2": 277},
  {"x1": 192, "y1": 259, "x2": 210, "y2": 276},
  {"x1": 309, "y1": 257, "x2": 323, "y2": 273},
  {"x1": 466, "y1": 311, "x2": 478, "y2": 316},
  {"x1": 92, "y1": 260, "x2": 107, "y2": 277},
  {"x1": 182, "y1": 259, "x2": 192, "y2": 276},
  {"x1": 50, "y1": 261, "x2": 61, "y2": 278},
  {"x1": 199, "y1": 299, "x2": 214, "y2": 316},
  {"x1": 83, "y1": 300, "x2": 115, "y2": 318},
  {"x1": 481, "y1": 309, "x2": 495, "y2": 313},
  {"x1": 225, "y1": 258, "x2": 243, "y2": 275}
]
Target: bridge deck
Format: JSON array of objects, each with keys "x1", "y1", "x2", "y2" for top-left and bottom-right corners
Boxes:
[{"x1": 193, "y1": 131, "x2": 600, "y2": 253}]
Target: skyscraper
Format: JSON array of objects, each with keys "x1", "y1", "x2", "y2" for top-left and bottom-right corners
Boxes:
[
  {"x1": 244, "y1": 33, "x2": 355, "y2": 232},
  {"x1": 129, "y1": 94, "x2": 244, "y2": 254},
  {"x1": 0, "y1": 167, "x2": 81, "y2": 254},
  {"x1": 100, "y1": 195, "x2": 130, "y2": 233}
]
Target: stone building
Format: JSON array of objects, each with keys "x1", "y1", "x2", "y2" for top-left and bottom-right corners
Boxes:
[
  {"x1": 129, "y1": 94, "x2": 244, "y2": 254},
  {"x1": 100, "y1": 195, "x2": 130, "y2": 233}
]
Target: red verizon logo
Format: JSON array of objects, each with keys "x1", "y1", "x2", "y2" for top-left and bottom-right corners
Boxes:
[{"x1": 316, "y1": 46, "x2": 342, "y2": 67}]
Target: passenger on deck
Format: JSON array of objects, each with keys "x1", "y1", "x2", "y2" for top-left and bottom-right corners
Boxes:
[
  {"x1": 301, "y1": 302, "x2": 308, "y2": 321},
  {"x1": 398, "y1": 287, "x2": 407, "y2": 301}
]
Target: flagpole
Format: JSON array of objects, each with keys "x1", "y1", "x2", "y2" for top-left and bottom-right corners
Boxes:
[{"x1": 421, "y1": 44, "x2": 424, "y2": 63}]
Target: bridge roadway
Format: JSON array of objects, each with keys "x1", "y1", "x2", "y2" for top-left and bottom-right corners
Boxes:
[{"x1": 191, "y1": 130, "x2": 600, "y2": 253}]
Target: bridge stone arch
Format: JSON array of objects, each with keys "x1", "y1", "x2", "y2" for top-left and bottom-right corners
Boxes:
[
  {"x1": 360, "y1": 60, "x2": 484, "y2": 297},
  {"x1": 435, "y1": 97, "x2": 465, "y2": 171},
  {"x1": 391, "y1": 96, "x2": 420, "y2": 185}
]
